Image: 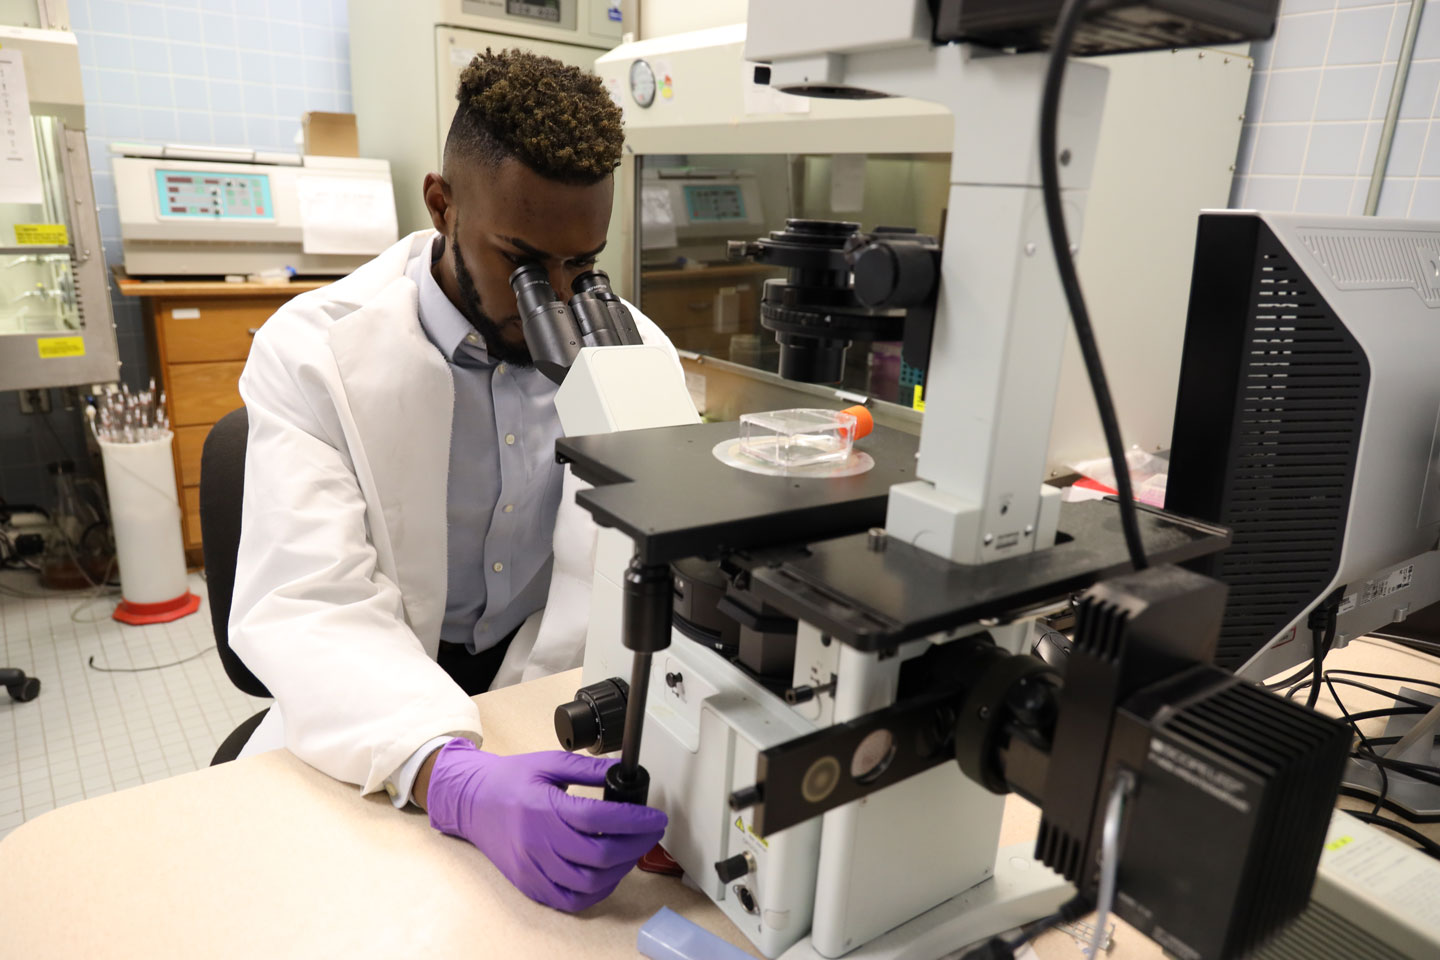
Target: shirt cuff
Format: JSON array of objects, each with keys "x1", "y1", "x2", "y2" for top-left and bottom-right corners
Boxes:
[{"x1": 384, "y1": 734, "x2": 472, "y2": 809}]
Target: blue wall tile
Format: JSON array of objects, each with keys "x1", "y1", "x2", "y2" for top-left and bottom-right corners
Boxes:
[
  {"x1": 92, "y1": 34, "x2": 134, "y2": 70},
  {"x1": 1296, "y1": 178, "x2": 1354, "y2": 214},
  {"x1": 1314, "y1": 66, "x2": 1379, "y2": 122},
  {"x1": 1328, "y1": 7, "x2": 1397, "y2": 66},
  {"x1": 207, "y1": 79, "x2": 243, "y2": 113},
  {"x1": 168, "y1": 42, "x2": 206, "y2": 77},
  {"x1": 202, "y1": 12, "x2": 237, "y2": 46},
  {"x1": 131, "y1": 38, "x2": 171, "y2": 73},
  {"x1": 205, "y1": 47, "x2": 241, "y2": 81},
  {"x1": 135, "y1": 73, "x2": 175, "y2": 110},
  {"x1": 1261, "y1": 68, "x2": 1321, "y2": 122},
  {"x1": 1236, "y1": 2, "x2": 1440, "y2": 219},
  {"x1": 129, "y1": 3, "x2": 170, "y2": 38},
  {"x1": 165, "y1": 8, "x2": 202, "y2": 40},
  {"x1": 89, "y1": 1, "x2": 131, "y2": 35},
  {"x1": 236, "y1": 16, "x2": 270, "y2": 51}
]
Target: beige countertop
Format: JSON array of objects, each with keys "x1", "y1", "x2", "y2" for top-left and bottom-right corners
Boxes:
[{"x1": 1, "y1": 640, "x2": 1435, "y2": 959}]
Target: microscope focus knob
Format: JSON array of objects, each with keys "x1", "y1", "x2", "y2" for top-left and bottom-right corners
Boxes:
[
  {"x1": 714, "y1": 851, "x2": 756, "y2": 884},
  {"x1": 554, "y1": 677, "x2": 630, "y2": 755}
]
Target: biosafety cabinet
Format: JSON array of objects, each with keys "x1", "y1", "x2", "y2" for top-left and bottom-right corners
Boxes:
[
  {"x1": 0, "y1": 4, "x2": 120, "y2": 391},
  {"x1": 348, "y1": 0, "x2": 625, "y2": 245}
]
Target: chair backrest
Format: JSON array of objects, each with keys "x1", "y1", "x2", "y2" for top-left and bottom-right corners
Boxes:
[{"x1": 199, "y1": 407, "x2": 271, "y2": 699}]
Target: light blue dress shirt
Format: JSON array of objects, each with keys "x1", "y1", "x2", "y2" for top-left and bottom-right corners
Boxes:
[
  {"x1": 411, "y1": 235, "x2": 564, "y2": 653},
  {"x1": 383, "y1": 235, "x2": 566, "y2": 807}
]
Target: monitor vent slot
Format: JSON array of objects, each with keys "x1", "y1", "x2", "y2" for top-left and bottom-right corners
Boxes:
[{"x1": 1210, "y1": 236, "x2": 1369, "y2": 671}]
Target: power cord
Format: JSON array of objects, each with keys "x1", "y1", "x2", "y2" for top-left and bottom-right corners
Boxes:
[
  {"x1": 1305, "y1": 591, "x2": 1344, "y2": 710},
  {"x1": 87, "y1": 647, "x2": 215, "y2": 673},
  {"x1": 1040, "y1": 0, "x2": 1147, "y2": 572}
]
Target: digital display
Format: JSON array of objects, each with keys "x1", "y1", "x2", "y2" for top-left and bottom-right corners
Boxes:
[
  {"x1": 507, "y1": 0, "x2": 561, "y2": 23},
  {"x1": 155, "y1": 169, "x2": 273, "y2": 220},
  {"x1": 683, "y1": 184, "x2": 747, "y2": 223}
]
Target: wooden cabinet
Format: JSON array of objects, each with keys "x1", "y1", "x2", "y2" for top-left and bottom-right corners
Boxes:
[
  {"x1": 639, "y1": 263, "x2": 780, "y2": 361},
  {"x1": 116, "y1": 271, "x2": 332, "y2": 567}
]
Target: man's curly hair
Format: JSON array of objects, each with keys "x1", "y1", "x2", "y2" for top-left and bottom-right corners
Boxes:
[{"x1": 446, "y1": 48, "x2": 623, "y2": 185}]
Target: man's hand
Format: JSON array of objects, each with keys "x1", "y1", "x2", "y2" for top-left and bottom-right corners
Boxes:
[{"x1": 423, "y1": 739, "x2": 668, "y2": 912}]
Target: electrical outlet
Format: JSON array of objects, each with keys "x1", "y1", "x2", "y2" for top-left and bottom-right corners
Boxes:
[{"x1": 18, "y1": 388, "x2": 51, "y2": 414}]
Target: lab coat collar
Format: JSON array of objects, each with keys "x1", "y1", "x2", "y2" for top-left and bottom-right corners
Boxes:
[{"x1": 411, "y1": 240, "x2": 490, "y2": 365}]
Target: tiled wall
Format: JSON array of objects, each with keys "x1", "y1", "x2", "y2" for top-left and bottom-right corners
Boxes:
[
  {"x1": 1233, "y1": 0, "x2": 1440, "y2": 216},
  {"x1": 1, "y1": 0, "x2": 352, "y2": 509}
]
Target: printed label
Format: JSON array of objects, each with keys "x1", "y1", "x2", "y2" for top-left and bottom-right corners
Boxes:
[
  {"x1": 1359, "y1": 564, "x2": 1414, "y2": 607},
  {"x1": 37, "y1": 336, "x2": 85, "y2": 359},
  {"x1": 13, "y1": 223, "x2": 67, "y2": 245}
]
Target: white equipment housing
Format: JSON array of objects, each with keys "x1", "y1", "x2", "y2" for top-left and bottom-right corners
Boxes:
[
  {"x1": 347, "y1": 0, "x2": 624, "y2": 241},
  {"x1": 110, "y1": 146, "x2": 398, "y2": 277}
]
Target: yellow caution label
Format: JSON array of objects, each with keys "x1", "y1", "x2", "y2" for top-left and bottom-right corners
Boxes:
[
  {"x1": 733, "y1": 815, "x2": 769, "y2": 849},
  {"x1": 1326, "y1": 835, "x2": 1354, "y2": 852},
  {"x1": 14, "y1": 223, "x2": 69, "y2": 246},
  {"x1": 912, "y1": 384, "x2": 925, "y2": 412},
  {"x1": 37, "y1": 336, "x2": 85, "y2": 359}
]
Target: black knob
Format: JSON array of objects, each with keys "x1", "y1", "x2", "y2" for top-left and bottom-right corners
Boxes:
[
  {"x1": 554, "y1": 677, "x2": 630, "y2": 755},
  {"x1": 665, "y1": 671, "x2": 683, "y2": 688},
  {"x1": 715, "y1": 852, "x2": 753, "y2": 884},
  {"x1": 729, "y1": 784, "x2": 763, "y2": 810}
]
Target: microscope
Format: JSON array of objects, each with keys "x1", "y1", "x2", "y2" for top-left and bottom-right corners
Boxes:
[{"x1": 520, "y1": 2, "x2": 1353, "y2": 958}]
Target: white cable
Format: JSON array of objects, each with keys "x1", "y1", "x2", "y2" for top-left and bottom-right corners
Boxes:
[{"x1": 1087, "y1": 769, "x2": 1134, "y2": 958}]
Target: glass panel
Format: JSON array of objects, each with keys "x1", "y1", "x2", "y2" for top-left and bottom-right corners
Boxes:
[
  {"x1": 637, "y1": 153, "x2": 949, "y2": 408},
  {"x1": 0, "y1": 114, "x2": 81, "y2": 336}
]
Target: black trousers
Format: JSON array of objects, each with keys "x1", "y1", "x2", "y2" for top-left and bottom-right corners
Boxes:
[{"x1": 437, "y1": 630, "x2": 517, "y2": 696}]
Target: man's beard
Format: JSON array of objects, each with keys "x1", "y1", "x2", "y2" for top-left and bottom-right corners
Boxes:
[{"x1": 451, "y1": 236, "x2": 534, "y2": 368}]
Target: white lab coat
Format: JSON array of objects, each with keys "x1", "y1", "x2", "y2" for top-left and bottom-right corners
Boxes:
[{"x1": 229, "y1": 230, "x2": 677, "y2": 795}]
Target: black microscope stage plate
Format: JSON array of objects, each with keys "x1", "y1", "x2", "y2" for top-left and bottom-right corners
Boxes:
[
  {"x1": 555, "y1": 421, "x2": 919, "y2": 566},
  {"x1": 743, "y1": 500, "x2": 1232, "y2": 650}
]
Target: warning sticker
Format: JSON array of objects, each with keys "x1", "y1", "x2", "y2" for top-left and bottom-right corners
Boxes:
[
  {"x1": 14, "y1": 223, "x2": 68, "y2": 245},
  {"x1": 37, "y1": 336, "x2": 84, "y2": 359}
]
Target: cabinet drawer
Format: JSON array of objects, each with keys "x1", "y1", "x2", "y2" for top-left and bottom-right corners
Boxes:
[
  {"x1": 182, "y1": 486, "x2": 202, "y2": 549},
  {"x1": 168, "y1": 362, "x2": 245, "y2": 427},
  {"x1": 174, "y1": 424, "x2": 210, "y2": 486},
  {"x1": 160, "y1": 299, "x2": 279, "y2": 363}
]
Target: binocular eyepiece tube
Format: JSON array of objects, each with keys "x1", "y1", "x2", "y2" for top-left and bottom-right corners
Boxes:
[{"x1": 508, "y1": 263, "x2": 643, "y2": 384}]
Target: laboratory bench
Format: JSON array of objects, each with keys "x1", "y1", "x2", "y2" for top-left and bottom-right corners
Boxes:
[
  {"x1": 0, "y1": 642, "x2": 1436, "y2": 959},
  {"x1": 113, "y1": 269, "x2": 333, "y2": 566}
]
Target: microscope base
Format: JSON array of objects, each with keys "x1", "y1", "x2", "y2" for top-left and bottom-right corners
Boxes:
[{"x1": 779, "y1": 844, "x2": 1071, "y2": 960}]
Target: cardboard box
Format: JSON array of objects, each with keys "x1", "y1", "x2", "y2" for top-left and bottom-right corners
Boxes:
[{"x1": 302, "y1": 112, "x2": 359, "y2": 158}]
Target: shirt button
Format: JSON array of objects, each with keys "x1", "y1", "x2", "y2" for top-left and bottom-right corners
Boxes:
[
  {"x1": 497, "y1": 363, "x2": 506, "y2": 374},
  {"x1": 384, "y1": 782, "x2": 398, "y2": 799},
  {"x1": 492, "y1": 561, "x2": 504, "y2": 573},
  {"x1": 503, "y1": 503, "x2": 514, "y2": 513},
  {"x1": 505, "y1": 433, "x2": 516, "y2": 445},
  {"x1": 465, "y1": 333, "x2": 478, "y2": 344}
]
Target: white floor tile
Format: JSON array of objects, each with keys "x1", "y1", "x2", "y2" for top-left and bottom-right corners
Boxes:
[{"x1": 0, "y1": 572, "x2": 270, "y2": 842}]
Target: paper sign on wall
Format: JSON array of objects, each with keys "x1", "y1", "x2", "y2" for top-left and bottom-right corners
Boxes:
[
  {"x1": 0, "y1": 48, "x2": 44, "y2": 205},
  {"x1": 295, "y1": 176, "x2": 400, "y2": 256}
]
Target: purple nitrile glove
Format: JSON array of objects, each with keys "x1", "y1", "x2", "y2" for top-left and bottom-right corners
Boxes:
[{"x1": 426, "y1": 738, "x2": 668, "y2": 912}]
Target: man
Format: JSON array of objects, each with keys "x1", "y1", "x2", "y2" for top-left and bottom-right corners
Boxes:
[{"x1": 228, "y1": 50, "x2": 671, "y2": 912}]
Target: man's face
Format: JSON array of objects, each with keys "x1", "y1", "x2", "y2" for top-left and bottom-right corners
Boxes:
[{"x1": 424, "y1": 158, "x2": 614, "y2": 367}]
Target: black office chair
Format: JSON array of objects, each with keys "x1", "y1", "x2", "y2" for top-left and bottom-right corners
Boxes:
[{"x1": 200, "y1": 407, "x2": 272, "y2": 764}]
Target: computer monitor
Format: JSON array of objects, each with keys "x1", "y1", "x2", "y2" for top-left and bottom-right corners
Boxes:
[{"x1": 1167, "y1": 210, "x2": 1440, "y2": 680}]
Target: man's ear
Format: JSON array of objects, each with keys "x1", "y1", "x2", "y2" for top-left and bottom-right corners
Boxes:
[{"x1": 422, "y1": 173, "x2": 451, "y2": 234}]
